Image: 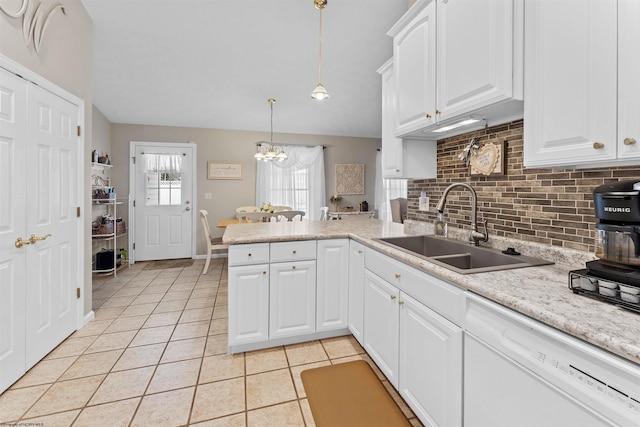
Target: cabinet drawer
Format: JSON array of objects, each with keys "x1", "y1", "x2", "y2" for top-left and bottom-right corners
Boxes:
[
  {"x1": 366, "y1": 248, "x2": 464, "y2": 326},
  {"x1": 270, "y1": 240, "x2": 316, "y2": 263},
  {"x1": 228, "y1": 243, "x2": 270, "y2": 266}
]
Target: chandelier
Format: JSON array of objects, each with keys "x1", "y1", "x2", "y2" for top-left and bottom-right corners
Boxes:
[
  {"x1": 311, "y1": 0, "x2": 329, "y2": 100},
  {"x1": 255, "y1": 99, "x2": 287, "y2": 161}
]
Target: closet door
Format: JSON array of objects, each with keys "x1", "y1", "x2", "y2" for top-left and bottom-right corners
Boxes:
[
  {"x1": 25, "y1": 83, "x2": 79, "y2": 366},
  {"x1": 0, "y1": 68, "x2": 80, "y2": 392},
  {"x1": 0, "y1": 68, "x2": 28, "y2": 392}
]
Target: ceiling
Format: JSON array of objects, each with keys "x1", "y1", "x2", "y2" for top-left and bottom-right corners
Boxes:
[{"x1": 82, "y1": 0, "x2": 410, "y2": 139}]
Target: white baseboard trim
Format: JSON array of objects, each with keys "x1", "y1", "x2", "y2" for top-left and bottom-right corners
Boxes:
[
  {"x1": 82, "y1": 310, "x2": 95, "y2": 327},
  {"x1": 194, "y1": 253, "x2": 228, "y2": 260}
]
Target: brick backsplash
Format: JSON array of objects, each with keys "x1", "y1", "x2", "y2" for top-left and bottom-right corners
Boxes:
[{"x1": 408, "y1": 119, "x2": 640, "y2": 253}]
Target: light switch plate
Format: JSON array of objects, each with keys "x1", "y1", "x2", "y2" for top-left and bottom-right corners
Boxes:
[{"x1": 204, "y1": 193, "x2": 212, "y2": 200}]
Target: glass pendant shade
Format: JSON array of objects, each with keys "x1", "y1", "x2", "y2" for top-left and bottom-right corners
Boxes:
[
  {"x1": 255, "y1": 98, "x2": 287, "y2": 161},
  {"x1": 311, "y1": 83, "x2": 329, "y2": 100}
]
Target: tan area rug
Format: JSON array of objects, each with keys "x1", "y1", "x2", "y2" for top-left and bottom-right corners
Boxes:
[
  {"x1": 301, "y1": 360, "x2": 411, "y2": 427},
  {"x1": 142, "y1": 258, "x2": 194, "y2": 270}
]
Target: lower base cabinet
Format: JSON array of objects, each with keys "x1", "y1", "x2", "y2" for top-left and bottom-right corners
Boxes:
[
  {"x1": 364, "y1": 258, "x2": 463, "y2": 427},
  {"x1": 228, "y1": 263, "x2": 269, "y2": 346},
  {"x1": 348, "y1": 240, "x2": 366, "y2": 345},
  {"x1": 399, "y1": 292, "x2": 462, "y2": 427},
  {"x1": 270, "y1": 260, "x2": 316, "y2": 339}
]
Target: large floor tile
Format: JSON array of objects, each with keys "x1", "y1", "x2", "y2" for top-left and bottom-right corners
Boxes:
[
  {"x1": 245, "y1": 347, "x2": 288, "y2": 375},
  {"x1": 24, "y1": 375, "x2": 105, "y2": 418},
  {"x1": 190, "y1": 378, "x2": 245, "y2": 423},
  {"x1": 59, "y1": 349, "x2": 123, "y2": 381},
  {"x1": 247, "y1": 401, "x2": 305, "y2": 427},
  {"x1": 320, "y1": 335, "x2": 365, "y2": 359},
  {"x1": 284, "y1": 341, "x2": 328, "y2": 366},
  {"x1": 112, "y1": 343, "x2": 165, "y2": 371},
  {"x1": 245, "y1": 369, "x2": 297, "y2": 410},
  {"x1": 73, "y1": 398, "x2": 140, "y2": 427},
  {"x1": 130, "y1": 325, "x2": 175, "y2": 347},
  {"x1": 199, "y1": 353, "x2": 245, "y2": 384},
  {"x1": 89, "y1": 366, "x2": 154, "y2": 405},
  {"x1": 12, "y1": 356, "x2": 77, "y2": 388},
  {"x1": 0, "y1": 384, "x2": 50, "y2": 421},
  {"x1": 160, "y1": 337, "x2": 206, "y2": 363},
  {"x1": 131, "y1": 387, "x2": 194, "y2": 427},
  {"x1": 147, "y1": 358, "x2": 201, "y2": 394}
]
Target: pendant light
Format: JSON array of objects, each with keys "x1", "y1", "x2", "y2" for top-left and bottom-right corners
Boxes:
[
  {"x1": 311, "y1": 0, "x2": 329, "y2": 100},
  {"x1": 254, "y1": 99, "x2": 287, "y2": 161}
]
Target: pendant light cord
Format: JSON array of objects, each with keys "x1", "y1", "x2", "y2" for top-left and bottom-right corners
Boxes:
[
  {"x1": 318, "y1": 6, "x2": 323, "y2": 83},
  {"x1": 270, "y1": 101, "x2": 274, "y2": 145}
]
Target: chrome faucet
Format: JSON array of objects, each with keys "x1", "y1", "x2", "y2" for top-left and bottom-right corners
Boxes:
[{"x1": 435, "y1": 183, "x2": 489, "y2": 246}]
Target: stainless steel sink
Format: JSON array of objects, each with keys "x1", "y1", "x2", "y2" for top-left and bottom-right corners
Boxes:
[{"x1": 375, "y1": 235, "x2": 553, "y2": 274}]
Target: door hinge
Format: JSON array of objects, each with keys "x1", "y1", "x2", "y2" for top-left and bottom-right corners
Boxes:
[
  {"x1": 132, "y1": 156, "x2": 136, "y2": 164},
  {"x1": 133, "y1": 243, "x2": 135, "y2": 250},
  {"x1": 76, "y1": 288, "x2": 81, "y2": 299},
  {"x1": 77, "y1": 126, "x2": 81, "y2": 137},
  {"x1": 133, "y1": 200, "x2": 136, "y2": 207},
  {"x1": 77, "y1": 207, "x2": 81, "y2": 217}
]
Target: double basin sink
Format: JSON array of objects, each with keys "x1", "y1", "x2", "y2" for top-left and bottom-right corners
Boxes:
[{"x1": 375, "y1": 235, "x2": 553, "y2": 274}]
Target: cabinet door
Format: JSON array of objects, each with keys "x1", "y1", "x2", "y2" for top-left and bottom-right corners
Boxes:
[
  {"x1": 364, "y1": 270, "x2": 400, "y2": 388},
  {"x1": 618, "y1": 0, "x2": 640, "y2": 160},
  {"x1": 399, "y1": 292, "x2": 462, "y2": 427},
  {"x1": 379, "y1": 59, "x2": 404, "y2": 178},
  {"x1": 316, "y1": 240, "x2": 349, "y2": 332},
  {"x1": 524, "y1": 0, "x2": 617, "y2": 167},
  {"x1": 270, "y1": 260, "x2": 316, "y2": 339},
  {"x1": 394, "y1": 0, "x2": 437, "y2": 136},
  {"x1": 436, "y1": 0, "x2": 517, "y2": 120},
  {"x1": 228, "y1": 264, "x2": 269, "y2": 346},
  {"x1": 348, "y1": 240, "x2": 366, "y2": 345}
]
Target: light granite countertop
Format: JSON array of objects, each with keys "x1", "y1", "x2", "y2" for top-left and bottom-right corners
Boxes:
[{"x1": 223, "y1": 219, "x2": 640, "y2": 366}]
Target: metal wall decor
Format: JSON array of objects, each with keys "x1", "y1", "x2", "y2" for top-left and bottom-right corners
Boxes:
[
  {"x1": 1, "y1": 0, "x2": 66, "y2": 53},
  {"x1": 335, "y1": 163, "x2": 364, "y2": 195}
]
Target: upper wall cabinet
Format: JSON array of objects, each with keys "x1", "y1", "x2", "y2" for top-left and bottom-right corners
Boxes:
[
  {"x1": 378, "y1": 59, "x2": 437, "y2": 179},
  {"x1": 523, "y1": 0, "x2": 640, "y2": 168},
  {"x1": 388, "y1": 0, "x2": 524, "y2": 139}
]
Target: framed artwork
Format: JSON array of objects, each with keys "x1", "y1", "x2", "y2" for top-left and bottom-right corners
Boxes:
[
  {"x1": 470, "y1": 141, "x2": 506, "y2": 176},
  {"x1": 335, "y1": 164, "x2": 365, "y2": 195},
  {"x1": 207, "y1": 161, "x2": 243, "y2": 180}
]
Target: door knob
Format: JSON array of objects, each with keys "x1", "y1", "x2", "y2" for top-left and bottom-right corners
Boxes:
[
  {"x1": 15, "y1": 237, "x2": 31, "y2": 248},
  {"x1": 29, "y1": 233, "x2": 51, "y2": 244},
  {"x1": 186, "y1": 207, "x2": 191, "y2": 211}
]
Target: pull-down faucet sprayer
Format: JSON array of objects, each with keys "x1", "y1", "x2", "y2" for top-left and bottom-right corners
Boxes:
[{"x1": 436, "y1": 183, "x2": 489, "y2": 246}]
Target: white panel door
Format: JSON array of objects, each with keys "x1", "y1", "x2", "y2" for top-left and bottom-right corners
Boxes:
[
  {"x1": 399, "y1": 292, "x2": 463, "y2": 427},
  {"x1": 316, "y1": 239, "x2": 349, "y2": 332},
  {"x1": 269, "y1": 260, "x2": 316, "y2": 339},
  {"x1": 523, "y1": 0, "x2": 617, "y2": 167},
  {"x1": 348, "y1": 240, "x2": 365, "y2": 345},
  {"x1": 618, "y1": 0, "x2": 640, "y2": 160},
  {"x1": 436, "y1": 0, "x2": 515, "y2": 120},
  {"x1": 363, "y1": 270, "x2": 400, "y2": 388},
  {"x1": 25, "y1": 83, "x2": 79, "y2": 367},
  {"x1": 228, "y1": 264, "x2": 269, "y2": 346},
  {"x1": 134, "y1": 144, "x2": 193, "y2": 261},
  {"x1": 0, "y1": 68, "x2": 28, "y2": 392}
]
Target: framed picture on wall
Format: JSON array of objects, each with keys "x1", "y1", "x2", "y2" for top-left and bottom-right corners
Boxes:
[
  {"x1": 207, "y1": 161, "x2": 243, "y2": 180},
  {"x1": 335, "y1": 163, "x2": 365, "y2": 195}
]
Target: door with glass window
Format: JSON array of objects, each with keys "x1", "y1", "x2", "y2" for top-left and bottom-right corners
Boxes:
[{"x1": 132, "y1": 143, "x2": 194, "y2": 261}]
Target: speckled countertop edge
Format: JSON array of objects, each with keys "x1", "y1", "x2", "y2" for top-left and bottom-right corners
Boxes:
[{"x1": 223, "y1": 219, "x2": 640, "y2": 366}]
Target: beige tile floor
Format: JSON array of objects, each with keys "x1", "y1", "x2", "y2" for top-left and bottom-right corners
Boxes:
[{"x1": 0, "y1": 258, "x2": 424, "y2": 427}]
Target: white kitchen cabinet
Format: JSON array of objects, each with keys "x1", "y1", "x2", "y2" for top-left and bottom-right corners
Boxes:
[
  {"x1": 269, "y1": 260, "x2": 316, "y2": 339},
  {"x1": 399, "y1": 292, "x2": 462, "y2": 427},
  {"x1": 617, "y1": 0, "x2": 640, "y2": 161},
  {"x1": 228, "y1": 263, "x2": 270, "y2": 346},
  {"x1": 348, "y1": 240, "x2": 366, "y2": 345},
  {"x1": 378, "y1": 58, "x2": 437, "y2": 179},
  {"x1": 524, "y1": 0, "x2": 640, "y2": 168},
  {"x1": 316, "y1": 239, "x2": 349, "y2": 332},
  {"x1": 364, "y1": 270, "x2": 400, "y2": 388},
  {"x1": 388, "y1": 0, "x2": 523, "y2": 139}
]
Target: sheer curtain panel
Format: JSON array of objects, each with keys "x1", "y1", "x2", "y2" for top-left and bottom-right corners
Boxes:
[{"x1": 256, "y1": 145, "x2": 325, "y2": 220}]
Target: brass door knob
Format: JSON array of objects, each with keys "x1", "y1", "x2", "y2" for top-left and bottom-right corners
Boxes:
[
  {"x1": 29, "y1": 233, "x2": 51, "y2": 244},
  {"x1": 593, "y1": 142, "x2": 604, "y2": 150},
  {"x1": 624, "y1": 137, "x2": 636, "y2": 146},
  {"x1": 15, "y1": 237, "x2": 31, "y2": 248}
]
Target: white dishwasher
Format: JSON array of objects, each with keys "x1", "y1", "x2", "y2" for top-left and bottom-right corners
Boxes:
[{"x1": 464, "y1": 293, "x2": 640, "y2": 427}]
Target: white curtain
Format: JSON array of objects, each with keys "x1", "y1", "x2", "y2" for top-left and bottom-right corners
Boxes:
[
  {"x1": 256, "y1": 145, "x2": 326, "y2": 220},
  {"x1": 143, "y1": 153, "x2": 182, "y2": 172},
  {"x1": 374, "y1": 150, "x2": 407, "y2": 221}
]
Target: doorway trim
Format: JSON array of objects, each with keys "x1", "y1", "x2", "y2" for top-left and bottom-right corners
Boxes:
[
  {"x1": 128, "y1": 141, "x2": 198, "y2": 264},
  {"x1": 0, "y1": 53, "x2": 87, "y2": 329}
]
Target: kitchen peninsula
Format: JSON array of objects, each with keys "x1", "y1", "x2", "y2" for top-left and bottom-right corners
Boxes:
[{"x1": 223, "y1": 219, "x2": 640, "y2": 427}]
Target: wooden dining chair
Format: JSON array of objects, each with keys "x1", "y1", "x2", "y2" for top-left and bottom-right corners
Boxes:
[
  {"x1": 200, "y1": 210, "x2": 228, "y2": 274},
  {"x1": 275, "y1": 210, "x2": 306, "y2": 221},
  {"x1": 236, "y1": 211, "x2": 275, "y2": 222}
]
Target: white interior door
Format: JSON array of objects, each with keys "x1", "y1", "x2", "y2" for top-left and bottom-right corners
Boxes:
[
  {"x1": 133, "y1": 143, "x2": 194, "y2": 261},
  {"x1": 0, "y1": 66, "x2": 80, "y2": 392},
  {"x1": 0, "y1": 67, "x2": 28, "y2": 392},
  {"x1": 25, "y1": 82, "x2": 79, "y2": 367}
]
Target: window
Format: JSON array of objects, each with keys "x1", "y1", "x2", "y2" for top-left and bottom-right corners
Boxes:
[
  {"x1": 256, "y1": 145, "x2": 325, "y2": 220},
  {"x1": 144, "y1": 154, "x2": 182, "y2": 206}
]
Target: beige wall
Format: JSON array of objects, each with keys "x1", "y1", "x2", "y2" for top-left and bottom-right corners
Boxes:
[
  {"x1": 1, "y1": 0, "x2": 94, "y2": 314},
  {"x1": 110, "y1": 123, "x2": 380, "y2": 256}
]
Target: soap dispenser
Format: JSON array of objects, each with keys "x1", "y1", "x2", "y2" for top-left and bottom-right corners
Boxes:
[
  {"x1": 434, "y1": 212, "x2": 448, "y2": 237},
  {"x1": 419, "y1": 192, "x2": 429, "y2": 211}
]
